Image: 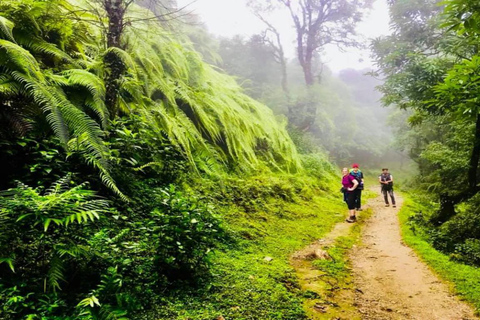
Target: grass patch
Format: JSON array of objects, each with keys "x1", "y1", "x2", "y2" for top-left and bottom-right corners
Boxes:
[
  {"x1": 398, "y1": 194, "x2": 480, "y2": 314},
  {"x1": 145, "y1": 174, "x2": 349, "y2": 319},
  {"x1": 141, "y1": 167, "x2": 380, "y2": 319}
]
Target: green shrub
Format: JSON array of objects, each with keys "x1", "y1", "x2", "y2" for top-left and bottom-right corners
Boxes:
[
  {"x1": 300, "y1": 153, "x2": 338, "y2": 183},
  {"x1": 0, "y1": 176, "x2": 110, "y2": 319},
  {"x1": 453, "y1": 239, "x2": 480, "y2": 265},
  {"x1": 439, "y1": 207, "x2": 480, "y2": 244},
  {"x1": 403, "y1": 192, "x2": 480, "y2": 267},
  {"x1": 79, "y1": 184, "x2": 227, "y2": 317},
  {"x1": 147, "y1": 185, "x2": 226, "y2": 280},
  {"x1": 0, "y1": 177, "x2": 226, "y2": 319}
]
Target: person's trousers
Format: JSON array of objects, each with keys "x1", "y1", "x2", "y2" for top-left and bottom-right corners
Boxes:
[
  {"x1": 382, "y1": 187, "x2": 395, "y2": 205},
  {"x1": 355, "y1": 189, "x2": 362, "y2": 209},
  {"x1": 346, "y1": 191, "x2": 356, "y2": 210}
]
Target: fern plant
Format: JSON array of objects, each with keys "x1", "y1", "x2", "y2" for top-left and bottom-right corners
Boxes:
[
  {"x1": 66, "y1": 0, "x2": 301, "y2": 174},
  {"x1": 0, "y1": 176, "x2": 109, "y2": 297},
  {"x1": 101, "y1": 5, "x2": 302, "y2": 173},
  {"x1": 1, "y1": 0, "x2": 302, "y2": 198},
  {"x1": 0, "y1": 3, "x2": 127, "y2": 198},
  {"x1": 76, "y1": 267, "x2": 131, "y2": 320}
]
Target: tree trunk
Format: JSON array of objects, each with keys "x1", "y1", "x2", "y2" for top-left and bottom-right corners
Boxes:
[
  {"x1": 105, "y1": 0, "x2": 124, "y2": 48},
  {"x1": 282, "y1": 59, "x2": 295, "y2": 122},
  {"x1": 468, "y1": 113, "x2": 480, "y2": 188},
  {"x1": 104, "y1": 0, "x2": 126, "y2": 118},
  {"x1": 432, "y1": 113, "x2": 480, "y2": 223},
  {"x1": 301, "y1": 60, "x2": 314, "y2": 87}
]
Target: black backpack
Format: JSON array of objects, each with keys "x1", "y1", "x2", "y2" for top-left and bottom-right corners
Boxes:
[
  {"x1": 380, "y1": 173, "x2": 393, "y2": 187},
  {"x1": 350, "y1": 172, "x2": 364, "y2": 190}
]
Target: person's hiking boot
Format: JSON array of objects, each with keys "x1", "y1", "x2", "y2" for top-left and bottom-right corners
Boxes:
[
  {"x1": 385, "y1": 204, "x2": 390, "y2": 207},
  {"x1": 346, "y1": 216, "x2": 356, "y2": 223},
  {"x1": 393, "y1": 204, "x2": 396, "y2": 208}
]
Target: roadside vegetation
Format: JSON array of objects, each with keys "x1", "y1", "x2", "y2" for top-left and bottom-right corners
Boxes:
[
  {"x1": 399, "y1": 194, "x2": 480, "y2": 312},
  {"x1": 0, "y1": 1, "x2": 351, "y2": 319}
]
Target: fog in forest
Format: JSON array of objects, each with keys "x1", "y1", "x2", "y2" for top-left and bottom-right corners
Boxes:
[{"x1": 176, "y1": 0, "x2": 405, "y2": 169}]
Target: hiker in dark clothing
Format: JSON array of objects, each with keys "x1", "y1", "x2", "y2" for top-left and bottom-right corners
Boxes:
[
  {"x1": 379, "y1": 168, "x2": 396, "y2": 207},
  {"x1": 342, "y1": 167, "x2": 359, "y2": 223},
  {"x1": 350, "y1": 163, "x2": 364, "y2": 211}
]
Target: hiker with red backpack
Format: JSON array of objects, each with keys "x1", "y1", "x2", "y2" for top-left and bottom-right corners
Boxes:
[
  {"x1": 379, "y1": 168, "x2": 396, "y2": 207},
  {"x1": 349, "y1": 163, "x2": 364, "y2": 211}
]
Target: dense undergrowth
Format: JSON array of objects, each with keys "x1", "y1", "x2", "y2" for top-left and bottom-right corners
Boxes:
[
  {"x1": 147, "y1": 172, "x2": 346, "y2": 319},
  {"x1": 0, "y1": 1, "x2": 349, "y2": 319},
  {"x1": 0, "y1": 149, "x2": 345, "y2": 319}
]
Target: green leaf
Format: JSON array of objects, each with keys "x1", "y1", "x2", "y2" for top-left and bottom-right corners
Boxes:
[
  {"x1": 0, "y1": 258, "x2": 15, "y2": 272},
  {"x1": 77, "y1": 295, "x2": 101, "y2": 308}
]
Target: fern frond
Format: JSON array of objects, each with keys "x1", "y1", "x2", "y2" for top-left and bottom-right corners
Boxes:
[
  {"x1": 44, "y1": 175, "x2": 73, "y2": 196},
  {"x1": 0, "y1": 39, "x2": 43, "y2": 80},
  {"x1": 55, "y1": 243, "x2": 90, "y2": 258},
  {"x1": 103, "y1": 47, "x2": 136, "y2": 72},
  {"x1": 0, "y1": 74, "x2": 21, "y2": 95},
  {"x1": 0, "y1": 257, "x2": 15, "y2": 272},
  {"x1": 98, "y1": 306, "x2": 128, "y2": 320},
  {"x1": 132, "y1": 161, "x2": 163, "y2": 171},
  {"x1": 47, "y1": 253, "x2": 65, "y2": 292},
  {"x1": 77, "y1": 295, "x2": 101, "y2": 308},
  {"x1": 99, "y1": 167, "x2": 128, "y2": 202},
  {"x1": 15, "y1": 35, "x2": 76, "y2": 65},
  {"x1": 62, "y1": 69, "x2": 109, "y2": 127},
  {"x1": 0, "y1": 16, "x2": 15, "y2": 42}
]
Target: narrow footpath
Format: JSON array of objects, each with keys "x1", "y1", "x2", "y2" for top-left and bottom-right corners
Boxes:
[
  {"x1": 351, "y1": 188, "x2": 477, "y2": 320},
  {"x1": 292, "y1": 187, "x2": 478, "y2": 320}
]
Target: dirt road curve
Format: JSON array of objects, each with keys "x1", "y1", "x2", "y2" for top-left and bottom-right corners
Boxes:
[{"x1": 351, "y1": 188, "x2": 478, "y2": 320}]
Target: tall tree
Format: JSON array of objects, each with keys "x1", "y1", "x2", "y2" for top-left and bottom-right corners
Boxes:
[
  {"x1": 246, "y1": 3, "x2": 291, "y2": 104},
  {"x1": 280, "y1": 0, "x2": 371, "y2": 86},
  {"x1": 248, "y1": 0, "x2": 372, "y2": 130},
  {"x1": 258, "y1": 18, "x2": 291, "y2": 104},
  {"x1": 372, "y1": 0, "x2": 480, "y2": 223}
]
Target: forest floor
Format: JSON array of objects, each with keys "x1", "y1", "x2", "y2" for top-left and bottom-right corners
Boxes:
[{"x1": 291, "y1": 187, "x2": 479, "y2": 320}]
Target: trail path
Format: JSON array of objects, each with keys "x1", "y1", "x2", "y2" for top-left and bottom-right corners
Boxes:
[
  {"x1": 292, "y1": 188, "x2": 478, "y2": 319},
  {"x1": 351, "y1": 188, "x2": 477, "y2": 320}
]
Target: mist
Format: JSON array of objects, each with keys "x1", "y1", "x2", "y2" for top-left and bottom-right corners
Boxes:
[{"x1": 180, "y1": 1, "x2": 399, "y2": 170}]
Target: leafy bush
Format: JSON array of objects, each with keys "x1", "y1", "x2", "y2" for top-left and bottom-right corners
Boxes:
[
  {"x1": 439, "y1": 204, "x2": 480, "y2": 243},
  {"x1": 431, "y1": 201, "x2": 480, "y2": 262},
  {"x1": 404, "y1": 193, "x2": 480, "y2": 267},
  {"x1": 0, "y1": 176, "x2": 110, "y2": 319},
  {"x1": 0, "y1": 177, "x2": 226, "y2": 319},
  {"x1": 300, "y1": 153, "x2": 338, "y2": 183},
  {"x1": 154, "y1": 185, "x2": 225, "y2": 278},
  {"x1": 453, "y1": 239, "x2": 480, "y2": 266}
]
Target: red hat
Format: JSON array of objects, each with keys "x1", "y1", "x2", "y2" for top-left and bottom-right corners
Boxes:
[{"x1": 352, "y1": 163, "x2": 359, "y2": 168}]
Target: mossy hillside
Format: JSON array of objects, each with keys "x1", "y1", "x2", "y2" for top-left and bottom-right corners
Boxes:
[
  {"x1": 150, "y1": 170, "x2": 348, "y2": 319},
  {"x1": 398, "y1": 194, "x2": 480, "y2": 313}
]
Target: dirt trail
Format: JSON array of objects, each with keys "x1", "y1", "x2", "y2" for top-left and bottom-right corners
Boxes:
[
  {"x1": 351, "y1": 188, "x2": 477, "y2": 320},
  {"x1": 291, "y1": 188, "x2": 478, "y2": 319}
]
